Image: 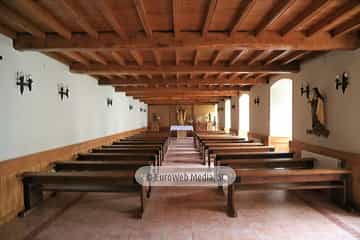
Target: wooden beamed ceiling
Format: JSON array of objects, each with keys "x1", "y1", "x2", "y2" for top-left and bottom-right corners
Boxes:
[{"x1": 0, "y1": 0, "x2": 359, "y2": 105}]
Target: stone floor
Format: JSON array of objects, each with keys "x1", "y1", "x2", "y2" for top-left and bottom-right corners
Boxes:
[{"x1": 1, "y1": 137, "x2": 360, "y2": 240}]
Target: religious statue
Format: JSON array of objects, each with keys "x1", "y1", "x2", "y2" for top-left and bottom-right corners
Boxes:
[
  {"x1": 306, "y1": 88, "x2": 330, "y2": 137},
  {"x1": 176, "y1": 107, "x2": 187, "y2": 125}
]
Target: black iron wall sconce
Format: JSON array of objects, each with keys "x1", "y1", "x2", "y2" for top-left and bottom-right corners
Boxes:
[
  {"x1": 107, "y1": 98, "x2": 113, "y2": 107},
  {"x1": 335, "y1": 72, "x2": 349, "y2": 94},
  {"x1": 129, "y1": 104, "x2": 133, "y2": 111},
  {"x1": 16, "y1": 72, "x2": 33, "y2": 95},
  {"x1": 254, "y1": 96, "x2": 260, "y2": 106},
  {"x1": 140, "y1": 108, "x2": 143, "y2": 112},
  {"x1": 231, "y1": 104, "x2": 235, "y2": 109},
  {"x1": 301, "y1": 83, "x2": 310, "y2": 99},
  {"x1": 58, "y1": 84, "x2": 69, "y2": 100}
]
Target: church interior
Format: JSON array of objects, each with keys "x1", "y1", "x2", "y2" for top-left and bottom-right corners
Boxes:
[{"x1": 0, "y1": 0, "x2": 360, "y2": 239}]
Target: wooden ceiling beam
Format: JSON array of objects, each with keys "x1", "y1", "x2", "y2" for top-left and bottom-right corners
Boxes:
[
  {"x1": 111, "y1": 51, "x2": 126, "y2": 65},
  {"x1": 254, "y1": 0, "x2": 296, "y2": 36},
  {"x1": 86, "y1": 52, "x2": 107, "y2": 64},
  {"x1": 98, "y1": 75, "x2": 268, "y2": 85},
  {"x1": 330, "y1": 15, "x2": 360, "y2": 38},
  {"x1": 0, "y1": 3, "x2": 45, "y2": 39},
  {"x1": 229, "y1": 49, "x2": 247, "y2": 65},
  {"x1": 280, "y1": 0, "x2": 331, "y2": 36},
  {"x1": 281, "y1": 51, "x2": 309, "y2": 65},
  {"x1": 229, "y1": 0, "x2": 256, "y2": 37},
  {"x1": 144, "y1": 100, "x2": 220, "y2": 105},
  {"x1": 129, "y1": 49, "x2": 144, "y2": 65},
  {"x1": 153, "y1": 50, "x2": 161, "y2": 65},
  {"x1": 193, "y1": 49, "x2": 199, "y2": 66},
  {"x1": 15, "y1": 31, "x2": 360, "y2": 51},
  {"x1": 61, "y1": 52, "x2": 89, "y2": 65},
  {"x1": 18, "y1": 0, "x2": 71, "y2": 39},
  {"x1": 96, "y1": 0, "x2": 127, "y2": 38},
  {"x1": 248, "y1": 50, "x2": 273, "y2": 65},
  {"x1": 72, "y1": 63, "x2": 299, "y2": 75},
  {"x1": 58, "y1": 0, "x2": 98, "y2": 38},
  {"x1": 134, "y1": 0, "x2": 152, "y2": 37},
  {"x1": 306, "y1": 1, "x2": 360, "y2": 37},
  {"x1": 264, "y1": 50, "x2": 291, "y2": 65},
  {"x1": 211, "y1": 50, "x2": 222, "y2": 65},
  {"x1": 0, "y1": 24, "x2": 16, "y2": 39},
  {"x1": 172, "y1": 0, "x2": 180, "y2": 37},
  {"x1": 202, "y1": 0, "x2": 218, "y2": 37}
]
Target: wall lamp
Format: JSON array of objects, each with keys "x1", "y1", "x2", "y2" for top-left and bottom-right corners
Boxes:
[
  {"x1": 254, "y1": 96, "x2": 260, "y2": 106},
  {"x1": 336, "y1": 72, "x2": 349, "y2": 94},
  {"x1": 58, "y1": 84, "x2": 69, "y2": 100},
  {"x1": 129, "y1": 104, "x2": 133, "y2": 111},
  {"x1": 16, "y1": 72, "x2": 33, "y2": 95},
  {"x1": 301, "y1": 83, "x2": 310, "y2": 99},
  {"x1": 107, "y1": 98, "x2": 113, "y2": 107}
]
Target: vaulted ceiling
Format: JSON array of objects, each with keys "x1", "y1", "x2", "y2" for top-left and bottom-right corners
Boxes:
[{"x1": 0, "y1": 0, "x2": 359, "y2": 105}]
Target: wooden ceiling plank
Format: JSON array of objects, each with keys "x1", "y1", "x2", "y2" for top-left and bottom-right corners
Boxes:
[
  {"x1": 280, "y1": 0, "x2": 331, "y2": 36},
  {"x1": 62, "y1": 51, "x2": 89, "y2": 65},
  {"x1": 96, "y1": 0, "x2": 127, "y2": 38},
  {"x1": 281, "y1": 51, "x2": 309, "y2": 65},
  {"x1": 202, "y1": 0, "x2": 218, "y2": 37},
  {"x1": 254, "y1": 0, "x2": 296, "y2": 36},
  {"x1": 112, "y1": 51, "x2": 126, "y2": 65},
  {"x1": 18, "y1": 0, "x2": 71, "y2": 39},
  {"x1": 44, "y1": 52, "x2": 70, "y2": 65},
  {"x1": 248, "y1": 50, "x2": 273, "y2": 65},
  {"x1": 59, "y1": 0, "x2": 98, "y2": 38},
  {"x1": 330, "y1": 16, "x2": 360, "y2": 38},
  {"x1": 306, "y1": 1, "x2": 360, "y2": 37},
  {"x1": 229, "y1": 49, "x2": 247, "y2": 65},
  {"x1": 129, "y1": 49, "x2": 144, "y2": 65},
  {"x1": 211, "y1": 50, "x2": 222, "y2": 65},
  {"x1": 71, "y1": 62, "x2": 299, "y2": 74},
  {"x1": 134, "y1": 0, "x2": 152, "y2": 37},
  {"x1": 175, "y1": 49, "x2": 180, "y2": 65},
  {"x1": 264, "y1": 50, "x2": 291, "y2": 65},
  {"x1": 15, "y1": 31, "x2": 360, "y2": 51},
  {"x1": 0, "y1": 3, "x2": 45, "y2": 39},
  {"x1": 87, "y1": 52, "x2": 107, "y2": 65},
  {"x1": 229, "y1": 0, "x2": 256, "y2": 36}
]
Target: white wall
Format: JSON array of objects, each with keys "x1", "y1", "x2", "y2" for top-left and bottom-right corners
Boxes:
[
  {"x1": 0, "y1": 35, "x2": 147, "y2": 161},
  {"x1": 250, "y1": 49, "x2": 360, "y2": 154}
]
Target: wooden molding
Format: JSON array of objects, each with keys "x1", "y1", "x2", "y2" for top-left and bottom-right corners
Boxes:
[{"x1": 0, "y1": 128, "x2": 145, "y2": 225}]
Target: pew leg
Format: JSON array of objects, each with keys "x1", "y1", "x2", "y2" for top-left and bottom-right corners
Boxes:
[
  {"x1": 147, "y1": 184, "x2": 151, "y2": 198},
  {"x1": 227, "y1": 183, "x2": 237, "y2": 217},
  {"x1": 139, "y1": 186, "x2": 145, "y2": 219},
  {"x1": 19, "y1": 183, "x2": 43, "y2": 217}
]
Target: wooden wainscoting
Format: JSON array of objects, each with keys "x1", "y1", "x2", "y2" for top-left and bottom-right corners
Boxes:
[
  {"x1": 0, "y1": 128, "x2": 145, "y2": 225},
  {"x1": 291, "y1": 139, "x2": 360, "y2": 209}
]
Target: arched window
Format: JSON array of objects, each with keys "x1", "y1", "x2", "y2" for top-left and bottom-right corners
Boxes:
[
  {"x1": 270, "y1": 79, "x2": 292, "y2": 139},
  {"x1": 239, "y1": 94, "x2": 250, "y2": 138}
]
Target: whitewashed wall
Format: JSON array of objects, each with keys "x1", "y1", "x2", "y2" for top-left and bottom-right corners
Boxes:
[{"x1": 0, "y1": 35, "x2": 147, "y2": 161}]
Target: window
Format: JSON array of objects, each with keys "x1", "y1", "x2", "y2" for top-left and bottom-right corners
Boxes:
[
  {"x1": 225, "y1": 99, "x2": 231, "y2": 132},
  {"x1": 239, "y1": 94, "x2": 250, "y2": 138}
]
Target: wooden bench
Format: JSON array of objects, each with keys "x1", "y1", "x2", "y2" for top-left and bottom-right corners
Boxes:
[
  {"x1": 112, "y1": 141, "x2": 168, "y2": 153},
  {"x1": 225, "y1": 169, "x2": 351, "y2": 217},
  {"x1": 92, "y1": 147, "x2": 163, "y2": 163},
  {"x1": 20, "y1": 170, "x2": 148, "y2": 218},
  {"x1": 77, "y1": 152, "x2": 159, "y2": 166},
  {"x1": 206, "y1": 146, "x2": 275, "y2": 166},
  {"x1": 215, "y1": 152, "x2": 294, "y2": 166},
  {"x1": 217, "y1": 158, "x2": 315, "y2": 169}
]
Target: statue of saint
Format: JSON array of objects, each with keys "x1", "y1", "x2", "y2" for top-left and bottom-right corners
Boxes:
[{"x1": 307, "y1": 88, "x2": 329, "y2": 137}]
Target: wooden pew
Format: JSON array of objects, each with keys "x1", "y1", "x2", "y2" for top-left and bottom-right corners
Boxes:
[
  {"x1": 198, "y1": 139, "x2": 253, "y2": 157},
  {"x1": 217, "y1": 158, "x2": 315, "y2": 170},
  {"x1": 207, "y1": 146, "x2": 275, "y2": 166},
  {"x1": 77, "y1": 153, "x2": 159, "y2": 166},
  {"x1": 113, "y1": 140, "x2": 168, "y2": 153},
  {"x1": 91, "y1": 147, "x2": 162, "y2": 163},
  {"x1": 225, "y1": 169, "x2": 351, "y2": 217},
  {"x1": 53, "y1": 160, "x2": 150, "y2": 172},
  {"x1": 214, "y1": 152, "x2": 294, "y2": 167},
  {"x1": 20, "y1": 171, "x2": 148, "y2": 218}
]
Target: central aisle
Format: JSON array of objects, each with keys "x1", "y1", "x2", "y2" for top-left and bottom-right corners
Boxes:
[{"x1": 164, "y1": 137, "x2": 203, "y2": 167}]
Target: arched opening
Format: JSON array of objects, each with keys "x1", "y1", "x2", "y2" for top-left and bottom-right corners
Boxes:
[
  {"x1": 225, "y1": 98, "x2": 231, "y2": 132},
  {"x1": 239, "y1": 94, "x2": 250, "y2": 138},
  {"x1": 270, "y1": 79, "x2": 292, "y2": 151}
]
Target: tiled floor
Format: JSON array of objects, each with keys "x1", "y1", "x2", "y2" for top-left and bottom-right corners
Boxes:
[{"x1": 1, "y1": 137, "x2": 359, "y2": 240}]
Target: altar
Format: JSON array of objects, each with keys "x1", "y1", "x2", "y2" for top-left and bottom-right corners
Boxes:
[{"x1": 170, "y1": 125, "x2": 194, "y2": 138}]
